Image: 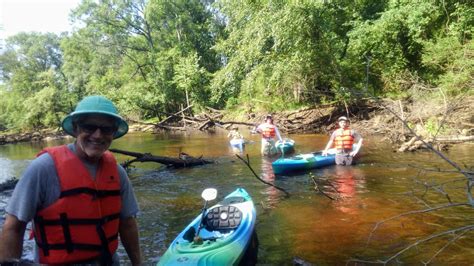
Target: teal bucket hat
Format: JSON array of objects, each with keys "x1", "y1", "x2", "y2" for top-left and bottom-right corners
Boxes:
[{"x1": 62, "y1": 95, "x2": 129, "y2": 139}]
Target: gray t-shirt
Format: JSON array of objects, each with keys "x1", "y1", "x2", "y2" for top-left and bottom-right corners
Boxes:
[{"x1": 5, "y1": 143, "x2": 140, "y2": 263}]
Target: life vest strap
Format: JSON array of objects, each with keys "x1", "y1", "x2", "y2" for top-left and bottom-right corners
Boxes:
[
  {"x1": 60, "y1": 213, "x2": 74, "y2": 253},
  {"x1": 96, "y1": 224, "x2": 113, "y2": 264},
  {"x1": 35, "y1": 213, "x2": 120, "y2": 226},
  {"x1": 59, "y1": 187, "x2": 120, "y2": 199},
  {"x1": 35, "y1": 234, "x2": 118, "y2": 251},
  {"x1": 36, "y1": 216, "x2": 50, "y2": 256}
]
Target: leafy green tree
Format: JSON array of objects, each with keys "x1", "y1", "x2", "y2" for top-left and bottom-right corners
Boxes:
[
  {"x1": 0, "y1": 32, "x2": 69, "y2": 130},
  {"x1": 211, "y1": 0, "x2": 361, "y2": 110},
  {"x1": 421, "y1": 2, "x2": 473, "y2": 96},
  {"x1": 347, "y1": 0, "x2": 472, "y2": 96},
  {"x1": 65, "y1": 0, "x2": 221, "y2": 119}
]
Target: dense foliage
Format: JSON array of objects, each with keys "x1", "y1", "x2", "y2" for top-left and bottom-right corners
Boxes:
[{"x1": 0, "y1": 0, "x2": 472, "y2": 131}]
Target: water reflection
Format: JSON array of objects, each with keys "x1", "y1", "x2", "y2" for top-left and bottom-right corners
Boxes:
[
  {"x1": 333, "y1": 166, "x2": 366, "y2": 215},
  {"x1": 260, "y1": 157, "x2": 283, "y2": 208}
]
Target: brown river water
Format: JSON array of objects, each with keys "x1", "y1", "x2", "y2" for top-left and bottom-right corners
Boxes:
[{"x1": 0, "y1": 129, "x2": 473, "y2": 265}]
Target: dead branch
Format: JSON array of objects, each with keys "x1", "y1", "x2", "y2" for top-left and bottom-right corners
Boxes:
[
  {"x1": 109, "y1": 148, "x2": 213, "y2": 168},
  {"x1": 366, "y1": 203, "x2": 471, "y2": 245},
  {"x1": 372, "y1": 96, "x2": 473, "y2": 204},
  {"x1": 351, "y1": 224, "x2": 474, "y2": 265},
  {"x1": 198, "y1": 119, "x2": 213, "y2": 131},
  {"x1": 424, "y1": 229, "x2": 470, "y2": 265},
  {"x1": 154, "y1": 124, "x2": 187, "y2": 131},
  {"x1": 370, "y1": 224, "x2": 474, "y2": 265},
  {"x1": 126, "y1": 118, "x2": 156, "y2": 126},
  {"x1": 309, "y1": 175, "x2": 335, "y2": 200},
  {"x1": 157, "y1": 105, "x2": 194, "y2": 125},
  {"x1": 235, "y1": 154, "x2": 290, "y2": 197},
  {"x1": 218, "y1": 121, "x2": 257, "y2": 127}
]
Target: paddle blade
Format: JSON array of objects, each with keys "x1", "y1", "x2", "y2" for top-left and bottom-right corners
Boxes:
[{"x1": 201, "y1": 188, "x2": 217, "y2": 201}]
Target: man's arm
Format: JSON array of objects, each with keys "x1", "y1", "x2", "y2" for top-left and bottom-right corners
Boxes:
[
  {"x1": 119, "y1": 216, "x2": 142, "y2": 265},
  {"x1": 322, "y1": 132, "x2": 336, "y2": 156},
  {"x1": 350, "y1": 131, "x2": 363, "y2": 157},
  {"x1": 274, "y1": 127, "x2": 283, "y2": 141},
  {"x1": 0, "y1": 214, "x2": 27, "y2": 262}
]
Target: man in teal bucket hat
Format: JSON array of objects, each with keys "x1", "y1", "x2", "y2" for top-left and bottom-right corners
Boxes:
[
  {"x1": 0, "y1": 96, "x2": 142, "y2": 265},
  {"x1": 62, "y1": 95, "x2": 129, "y2": 140}
]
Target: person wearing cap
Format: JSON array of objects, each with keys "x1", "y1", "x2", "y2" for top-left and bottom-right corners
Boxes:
[
  {"x1": 322, "y1": 116, "x2": 363, "y2": 166},
  {"x1": 228, "y1": 127, "x2": 245, "y2": 153},
  {"x1": 0, "y1": 96, "x2": 142, "y2": 265},
  {"x1": 227, "y1": 127, "x2": 244, "y2": 141},
  {"x1": 255, "y1": 115, "x2": 283, "y2": 156}
]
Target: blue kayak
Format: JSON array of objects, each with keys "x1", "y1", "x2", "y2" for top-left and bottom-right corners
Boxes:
[
  {"x1": 157, "y1": 188, "x2": 257, "y2": 266},
  {"x1": 275, "y1": 138, "x2": 295, "y2": 154},
  {"x1": 272, "y1": 144, "x2": 359, "y2": 175},
  {"x1": 272, "y1": 151, "x2": 335, "y2": 175}
]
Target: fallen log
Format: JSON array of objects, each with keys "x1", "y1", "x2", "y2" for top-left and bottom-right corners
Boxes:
[
  {"x1": 158, "y1": 105, "x2": 194, "y2": 126},
  {"x1": 435, "y1": 135, "x2": 474, "y2": 143},
  {"x1": 109, "y1": 148, "x2": 213, "y2": 168},
  {"x1": 398, "y1": 135, "x2": 474, "y2": 152}
]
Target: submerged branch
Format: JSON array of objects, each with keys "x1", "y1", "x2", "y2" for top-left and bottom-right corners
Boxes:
[
  {"x1": 367, "y1": 202, "x2": 471, "y2": 245},
  {"x1": 424, "y1": 229, "x2": 471, "y2": 265},
  {"x1": 309, "y1": 175, "x2": 335, "y2": 200},
  {"x1": 384, "y1": 224, "x2": 474, "y2": 264},
  {"x1": 235, "y1": 154, "x2": 290, "y2": 197}
]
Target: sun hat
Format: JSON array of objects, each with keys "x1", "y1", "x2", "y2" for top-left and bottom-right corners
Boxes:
[
  {"x1": 338, "y1": 116, "x2": 349, "y2": 122},
  {"x1": 61, "y1": 95, "x2": 129, "y2": 139}
]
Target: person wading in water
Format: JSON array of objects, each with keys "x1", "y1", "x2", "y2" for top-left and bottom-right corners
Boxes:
[
  {"x1": 255, "y1": 115, "x2": 283, "y2": 156},
  {"x1": 322, "y1": 116, "x2": 363, "y2": 166}
]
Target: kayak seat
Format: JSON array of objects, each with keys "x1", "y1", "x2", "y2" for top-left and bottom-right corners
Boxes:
[
  {"x1": 182, "y1": 226, "x2": 196, "y2": 242},
  {"x1": 204, "y1": 205, "x2": 242, "y2": 232}
]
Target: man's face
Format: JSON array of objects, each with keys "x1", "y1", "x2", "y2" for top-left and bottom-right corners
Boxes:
[
  {"x1": 74, "y1": 115, "x2": 117, "y2": 162},
  {"x1": 339, "y1": 120, "x2": 349, "y2": 128}
]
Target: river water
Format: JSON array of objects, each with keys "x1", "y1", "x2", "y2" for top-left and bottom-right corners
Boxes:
[{"x1": 1, "y1": 130, "x2": 473, "y2": 265}]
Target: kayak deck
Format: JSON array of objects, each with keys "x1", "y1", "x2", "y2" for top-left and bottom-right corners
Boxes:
[{"x1": 158, "y1": 188, "x2": 256, "y2": 266}]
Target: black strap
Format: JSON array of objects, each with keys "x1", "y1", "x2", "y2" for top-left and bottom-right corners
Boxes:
[
  {"x1": 60, "y1": 213, "x2": 73, "y2": 253},
  {"x1": 35, "y1": 213, "x2": 120, "y2": 226},
  {"x1": 59, "y1": 187, "x2": 120, "y2": 199},
  {"x1": 96, "y1": 224, "x2": 113, "y2": 265},
  {"x1": 36, "y1": 234, "x2": 118, "y2": 251},
  {"x1": 36, "y1": 216, "x2": 49, "y2": 256},
  {"x1": 35, "y1": 213, "x2": 120, "y2": 257}
]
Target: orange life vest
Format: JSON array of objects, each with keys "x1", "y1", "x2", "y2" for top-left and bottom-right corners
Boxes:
[
  {"x1": 260, "y1": 124, "x2": 276, "y2": 139},
  {"x1": 334, "y1": 128, "x2": 354, "y2": 150},
  {"x1": 33, "y1": 145, "x2": 121, "y2": 264}
]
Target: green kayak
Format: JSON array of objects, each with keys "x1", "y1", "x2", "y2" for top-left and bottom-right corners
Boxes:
[{"x1": 157, "y1": 188, "x2": 257, "y2": 266}]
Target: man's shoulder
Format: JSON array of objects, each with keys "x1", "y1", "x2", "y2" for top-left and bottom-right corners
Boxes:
[{"x1": 30, "y1": 152, "x2": 56, "y2": 169}]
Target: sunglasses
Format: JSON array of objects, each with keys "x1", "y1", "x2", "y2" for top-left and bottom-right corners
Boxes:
[{"x1": 78, "y1": 123, "x2": 118, "y2": 135}]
